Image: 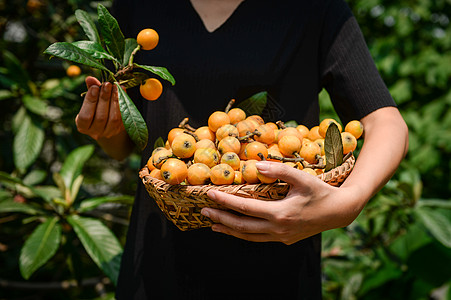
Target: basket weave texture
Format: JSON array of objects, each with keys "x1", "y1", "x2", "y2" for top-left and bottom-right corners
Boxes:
[{"x1": 139, "y1": 154, "x2": 355, "y2": 231}]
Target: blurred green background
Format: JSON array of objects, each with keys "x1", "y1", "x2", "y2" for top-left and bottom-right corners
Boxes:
[{"x1": 0, "y1": 0, "x2": 450, "y2": 299}]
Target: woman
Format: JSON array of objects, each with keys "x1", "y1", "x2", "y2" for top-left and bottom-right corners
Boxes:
[{"x1": 76, "y1": 0, "x2": 409, "y2": 298}]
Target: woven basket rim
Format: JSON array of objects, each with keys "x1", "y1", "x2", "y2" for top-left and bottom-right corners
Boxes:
[{"x1": 139, "y1": 153, "x2": 355, "y2": 191}]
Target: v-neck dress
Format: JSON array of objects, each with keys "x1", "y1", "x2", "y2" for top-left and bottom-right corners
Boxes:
[{"x1": 112, "y1": 0, "x2": 396, "y2": 299}]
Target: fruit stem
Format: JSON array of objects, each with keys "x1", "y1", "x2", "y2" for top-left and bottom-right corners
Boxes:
[
  {"x1": 128, "y1": 45, "x2": 141, "y2": 67},
  {"x1": 183, "y1": 130, "x2": 200, "y2": 142},
  {"x1": 178, "y1": 118, "x2": 196, "y2": 132},
  {"x1": 225, "y1": 99, "x2": 235, "y2": 113},
  {"x1": 257, "y1": 152, "x2": 267, "y2": 161},
  {"x1": 276, "y1": 121, "x2": 286, "y2": 129},
  {"x1": 237, "y1": 129, "x2": 261, "y2": 141},
  {"x1": 267, "y1": 154, "x2": 304, "y2": 163}
]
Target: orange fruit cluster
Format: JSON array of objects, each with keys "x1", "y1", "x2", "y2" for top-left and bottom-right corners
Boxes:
[{"x1": 147, "y1": 106, "x2": 363, "y2": 186}]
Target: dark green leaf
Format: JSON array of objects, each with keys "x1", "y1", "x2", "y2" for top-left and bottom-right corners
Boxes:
[
  {"x1": 324, "y1": 123, "x2": 343, "y2": 172},
  {"x1": 153, "y1": 137, "x2": 165, "y2": 150},
  {"x1": 44, "y1": 42, "x2": 110, "y2": 72},
  {"x1": 97, "y1": 4, "x2": 125, "y2": 62},
  {"x1": 59, "y1": 145, "x2": 95, "y2": 190},
  {"x1": 72, "y1": 41, "x2": 120, "y2": 63},
  {"x1": 0, "y1": 200, "x2": 42, "y2": 215},
  {"x1": 13, "y1": 113, "x2": 45, "y2": 172},
  {"x1": 67, "y1": 215, "x2": 122, "y2": 285},
  {"x1": 236, "y1": 91, "x2": 267, "y2": 116},
  {"x1": 123, "y1": 38, "x2": 138, "y2": 66},
  {"x1": 134, "y1": 64, "x2": 176, "y2": 85},
  {"x1": 115, "y1": 82, "x2": 148, "y2": 150},
  {"x1": 22, "y1": 95, "x2": 47, "y2": 116},
  {"x1": 415, "y1": 207, "x2": 451, "y2": 248},
  {"x1": 76, "y1": 195, "x2": 134, "y2": 213},
  {"x1": 3, "y1": 51, "x2": 30, "y2": 91},
  {"x1": 118, "y1": 72, "x2": 149, "y2": 89},
  {"x1": 19, "y1": 217, "x2": 61, "y2": 279},
  {"x1": 75, "y1": 9, "x2": 101, "y2": 44}
]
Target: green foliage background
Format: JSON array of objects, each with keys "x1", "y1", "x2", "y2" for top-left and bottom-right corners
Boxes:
[{"x1": 0, "y1": 0, "x2": 450, "y2": 299}]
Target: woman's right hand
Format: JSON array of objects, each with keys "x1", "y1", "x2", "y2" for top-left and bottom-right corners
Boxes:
[{"x1": 75, "y1": 76, "x2": 125, "y2": 141}]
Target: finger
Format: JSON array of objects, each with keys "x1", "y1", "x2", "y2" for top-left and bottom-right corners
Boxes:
[
  {"x1": 201, "y1": 207, "x2": 270, "y2": 234},
  {"x1": 76, "y1": 85, "x2": 100, "y2": 132},
  {"x1": 85, "y1": 76, "x2": 101, "y2": 89},
  {"x1": 255, "y1": 161, "x2": 319, "y2": 187},
  {"x1": 89, "y1": 82, "x2": 113, "y2": 139},
  {"x1": 207, "y1": 190, "x2": 274, "y2": 219},
  {"x1": 210, "y1": 223, "x2": 276, "y2": 242},
  {"x1": 103, "y1": 84, "x2": 124, "y2": 138}
]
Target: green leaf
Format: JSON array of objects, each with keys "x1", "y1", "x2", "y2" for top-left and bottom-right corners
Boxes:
[
  {"x1": 59, "y1": 145, "x2": 95, "y2": 190},
  {"x1": 19, "y1": 217, "x2": 61, "y2": 279},
  {"x1": 3, "y1": 51, "x2": 30, "y2": 91},
  {"x1": 417, "y1": 198, "x2": 451, "y2": 209},
  {"x1": 0, "y1": 89, "x2": 13, "y2": 100},
  {"x1": 97, "y1": 4, "x2": 125, "y2": 62},
  {"x1": 324, "y1": 123, "x2": 343, "y2": 172},
  {"x1": 236, "y1": 91, "x2": 267, "y2": 116},
  {"x1": 153, "y1": 137, "x2": 165, "y2": 150},
  {"x1": 76, "y1": 195, "x2": 134, "y2": 213},
  {"x1": 22, "y1": 95, "x2": 48, "y2": 116},
  {"x1": 44, "y1": 42, "x2": 110, "y2": 73},
  {"x1": 23, "y1": 169, "x2": 47, "y2": 186},
  {"x1": 415, "y1": 207, "x2": 451, "y2": 248},
  {"x1": 123, "y1": 38, "x2": 138, "y2": 66},
  {"x1": 75, "y1": 9, "x2": 101, "y2": 44},
  {"x1": 118, "y1": 72, "x2": 149, "y2": 90},
  {"x1": 67, "y1": 215, "x2": 122, "y2": 285},
  {"x1": 13, "y1": 113, "x2": 45, "y2": 172},
  {"x1": 72, "y1": 41, "x2": 120, "y2": 63},
  {"x1": 0, "y1": 200, "x2": 42, "y2": 215},
  {"x1": 134, "y1": 64, "x2": 176, "y2": 85},
  {"x1": 115, "y1": 82, "x2": 148, "y2": 151},
  {"x1": 70, "y1": 175, "x2": 84, "y2": 202}
]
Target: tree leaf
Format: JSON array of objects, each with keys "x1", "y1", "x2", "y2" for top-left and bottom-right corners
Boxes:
[
  {"x1": 123, "y1": 38, "x2": 138, "y2": 66},
  {"x1": 71, "y1": 41, "x2": 120, "y2": 64},
  {"x1": 3, "y1": 50, "x2": 30, "y2": 92},
  {"x1": 19, "y1": 217, "x2": 61, "y2": 279},
  {"x1": 59, "y1": 145, "x2": 95, "y2": 190},
  {"x1": 23, "y1": 169, "x2": 47, "y2": 186},
  {"x1": 22, "y1": 95, "x2": 48, "y2": 116},
  {"x1": 134, "y1": 64, "x2": 176, "y2": 85},
  {"x1": 97, "y1": 4, "x2": 125, "y2": 62},
  {"x1": 70, "y1": 174, "x2": 84, "y2": 203},
  {"x1": 13, "y1": 113, "x2": 45, "y2": 172},
  {"x1": 236, "y1": 91, "x2": 267, "y2": 116},
  {"x1": 415, "y1": 207, "x2": 451, "y2": 248},
  {"x1": 153, "y1": 136, "x2": 165, "y2": 150},
  {"x1": 324, "y1": 123, "x2": 343, "y2": 172},
  {"x1": 417, "y1": 198, "x2": 451, "y2": 209},
  {"x1": 67, "y1": 215, "x2": 122, "y2": 285},
  {"x1": 115, "y1": 82, "x2": 148, "y2": 151},
  {"x1": 75, "y1": 9, "x2": 101, "y2": 44},
  {"x1": 44, "y1": 42, "x2": 110, "y2": 72},
  {"x1": 118, "y1": 72, "x2": 149, "y2": 89},
  {"x1": 76, "y1": 195, "x2": 134, "y2": 213},
  {"x1": 0, "y1": 200, "x2": 43, "y2": 215}
]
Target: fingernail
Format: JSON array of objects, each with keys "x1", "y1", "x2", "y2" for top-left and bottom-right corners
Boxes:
[
  {"x1": 256, "y1": 161, "x2": 269, "y2": 171},
  {"x1": 91, "y1": 86, "x2": 99, "y2": 97},
  {"x1": 104, "y1": 82, "x2": 111, "y2": 92},
  {"x1": 211, "y1": 225, "x2": 220, "y2": 232},
  {"x1": 201, "y1": 208, "x2": 210, "y2": 218},
  {"x1": 207, "y1": 190, "x2": 216, "y2": 200}
]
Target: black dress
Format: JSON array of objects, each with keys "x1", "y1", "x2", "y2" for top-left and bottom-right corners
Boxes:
[{"x1": 113, "y1": 0, "x2": 396, "y2": 299}]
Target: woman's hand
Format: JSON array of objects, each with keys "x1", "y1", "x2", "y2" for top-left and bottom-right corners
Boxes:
[
  {"x1": 76, "y1": 76, "x2": 125, "y2": 140},
  {"x1": 201, "y1": 161, "x2": 361, "y2": 245},
  {"x1": 201, "y1": 106, "x2": 408, "y2": 245},
  {"x1": 75, "y1": 76, "x2": 134, "y2": 160}
]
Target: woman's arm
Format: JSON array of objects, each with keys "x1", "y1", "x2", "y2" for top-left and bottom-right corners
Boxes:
[
  {"x1": 76, "y1": 76, "x2": 135, "y2": 161},
  {"x1": 200, "y1": 106, "x2": 408, "y2": 244}
]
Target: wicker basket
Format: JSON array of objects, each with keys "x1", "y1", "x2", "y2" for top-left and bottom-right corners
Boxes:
[{"x1": 139, "y1": 154, "x2": 355, "y2": 231}]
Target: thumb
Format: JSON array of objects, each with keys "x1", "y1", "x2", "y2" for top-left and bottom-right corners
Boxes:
[{"x1": 256, "y1": 161, "x2": 314, "y2": 186}]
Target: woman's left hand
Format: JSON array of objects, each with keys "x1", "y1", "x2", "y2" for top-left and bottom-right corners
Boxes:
[{"x1": 201, "y1": 161, "x2": 362, "y2": 245}]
